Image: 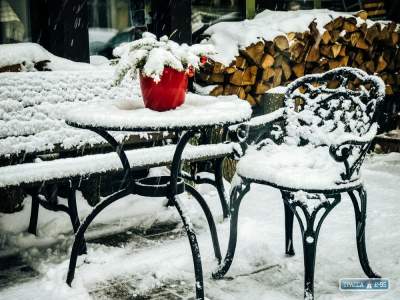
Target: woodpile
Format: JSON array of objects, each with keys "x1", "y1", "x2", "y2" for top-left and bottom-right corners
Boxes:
[{"x1": 197, "y1": 11, "x2": 400, "y2": 106}]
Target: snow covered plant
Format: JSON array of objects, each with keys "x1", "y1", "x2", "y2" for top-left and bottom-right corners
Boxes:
[{"x1": 113, "y1": 32, "x2": 214, "y2": 85}]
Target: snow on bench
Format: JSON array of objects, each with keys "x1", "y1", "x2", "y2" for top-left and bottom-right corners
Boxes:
[
  {"x1": 0, "y1": 143, "x2": 235, "y2": 189},
  {"x1": 0, "y1": 70, "x2": 146, "y2": 158}
]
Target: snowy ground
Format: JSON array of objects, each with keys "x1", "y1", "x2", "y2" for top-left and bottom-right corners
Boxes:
[{"x1": 0, "y1": 154, "x2": 399, "y2": 300}]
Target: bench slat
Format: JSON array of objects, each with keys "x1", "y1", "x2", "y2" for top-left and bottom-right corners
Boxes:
[{"x1": 0, "y1": 143, "x2": 234, "y2": 189}]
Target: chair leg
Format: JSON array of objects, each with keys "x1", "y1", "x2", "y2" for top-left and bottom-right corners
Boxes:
[
  {"x1": 67, "y1": 189, "x2": 87, "y2": 255},
  {"x1": 214, "y1": 158, "x2": 230, "y2": 219},
  {"x1": 28, "y1": 193, "x2": 40, "y2": 235},
  {"x1": 281, "y1": 191, "x2": 295, "y2": 256},
  {"x1": 348, "y1": 186, "x2": 380, "y2": 278},
  {"x1": 170, "y1": 195, "x2": 204, "y2": 300},
  {"x1": 185, "y1": 183, "x2": 222, "y2": 264},
  {"x1": 284, "y1": 192, "x2": 340, "y2": 300},
  {"x1": 212, "y1": 180, "x2": 250, "y2": 279}
]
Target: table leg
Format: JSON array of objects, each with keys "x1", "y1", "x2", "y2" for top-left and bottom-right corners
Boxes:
[
  {"x1": 66, "y1": 128, "x2": 133, "y2": 286},
  {"x1": 169, "y1": 130, "x2": 205, "y2": 300}
]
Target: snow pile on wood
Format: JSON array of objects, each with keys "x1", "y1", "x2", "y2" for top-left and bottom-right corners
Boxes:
[
  {"x1": 0, "y1": 43, "x2": 97, "y2": 72},
  {"x1": 197, "y1": 9, "x2": 400, "y2": 106}
]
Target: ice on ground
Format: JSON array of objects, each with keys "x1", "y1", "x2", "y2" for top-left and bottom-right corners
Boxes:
[{"x1": 0, "y1": 154, "x2": 399, "y2": 299}]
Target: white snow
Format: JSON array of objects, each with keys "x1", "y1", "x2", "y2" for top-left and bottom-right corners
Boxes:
[
  {"x1": 0, "y1": 43, "x2": 96, "y2": 71},
  {"x1": 0, "y1": 70, "x2": 138, "y2": 156},
  {"x1": 237, "y1": 143, "x2": 360, "y2": 190},
  {"x1": 0, "y1": 153, "x2": 399, "y2": 299},
  {"x1": 113, "y1": 32, "x2": 215, "y2": 83},
  {"x1": 0, "y1": 143, "x2": 235, "y2": 188},
  {"x1": 65, "y1": 93, "x2": 252, "y2": 130},
  {"x1": 204, "y1": 10, "x2": 376, "y2": 65}
]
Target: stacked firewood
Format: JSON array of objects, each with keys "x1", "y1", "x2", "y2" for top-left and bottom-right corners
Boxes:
[{"x1": 197, "y1": 11, "x2": 400, "y2": 106}]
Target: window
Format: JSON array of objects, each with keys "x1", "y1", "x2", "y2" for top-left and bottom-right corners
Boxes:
[
  {"x1": 0, "y1": 0, "x2": 30, "y2": 43},
  {"x1": 88, "y1": 0, "x2": 151, "y2": 57},
  {"x1": 192, "y1": 0, "x2": 243, "y2": 34}
]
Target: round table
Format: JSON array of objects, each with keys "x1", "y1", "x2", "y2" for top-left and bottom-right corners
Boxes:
[{"x1": 64, "y1": 93, "x2": 251, "y2": 299}]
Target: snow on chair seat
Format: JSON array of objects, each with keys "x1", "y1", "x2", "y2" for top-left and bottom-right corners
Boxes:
[
  {"x1": 0, "y1": 143, "x2": 235, "y2": 189},
  {"x1": 237, "y1": 143, "x2": 362, "y2": 192}
]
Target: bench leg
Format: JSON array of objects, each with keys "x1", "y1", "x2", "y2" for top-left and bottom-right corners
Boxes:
[
  {"x1": 66, "y1": 189, "x2": 130, "y2": 286},
  {"x1": 212, "y1": 181, "x2": 250, "y2": 279},
  {"x1": 281, "y1": 191, "x2": 295, "y2": 256},
  {"x1": 170, "y1": 195, "x2": 204, "y2": 300},
  {"x1": 28, "y1": 193, "x2": 40, "y2": 235},
  {"x1": 185, "y1": 183, "x2": 222, "y2": 264},
  {"x1": 67, "y1": 189, "x2": 87, "y2": 255},
  {"x1": 284, "y1": 192, "x2": 341, "y2": 300},
  {"x1": 348, "y1": 186, "x2": 380, "y2": 278},
  {"x1": 214, "y1": 158, "x2": 230, "y2": 219}
]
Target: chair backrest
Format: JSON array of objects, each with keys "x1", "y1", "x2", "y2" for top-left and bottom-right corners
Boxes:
[{"x1": 283, "y1": 67, "x2": 385, "y2": 180}]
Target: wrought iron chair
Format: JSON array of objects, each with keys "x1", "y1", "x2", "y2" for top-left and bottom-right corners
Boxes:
[{"x1": 213, "y1": 67, "x2": 385, "y2": 299}]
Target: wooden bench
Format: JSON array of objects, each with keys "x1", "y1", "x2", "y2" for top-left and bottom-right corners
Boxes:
[{"x1": 0, "y1": 70, "x2": 233, "y2": 244}]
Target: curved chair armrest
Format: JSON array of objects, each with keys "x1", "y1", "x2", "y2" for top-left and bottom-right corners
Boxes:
[{"x1": 245, "y1": 108, "x2": 285, "y2": 129}]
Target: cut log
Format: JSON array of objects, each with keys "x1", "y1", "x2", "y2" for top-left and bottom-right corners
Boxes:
[
  {"x1": 329, "y1": 56, "x2": 349, "y2": 69},
  {"x1": 262, "y1": 67, "x2": 275, "y2": 80},
  {"x1": 240, "y1": 41, "x2": 265, "y2": 65},
  {"x1": 376, "y1": 55, "x2": 388, "y2": 73},
  {"x1": 274, "y1": 35, "x2": 289, "y2": 51},
  {"x1": 235, "y1": 56, "x2": 247, "y2": 69},
  {"x1": 229, "y1": 66, "x2": 257, "y2": 86},
  {"x1": 281, "y1": 60, "x2": 292, "y2": 80},
  {"x1": 306, "y1": 45, "x2": 320, "y2": 62},
  {"x1": 246, "y1": 93, "x2": 257, "y2": 106},
  {"x1": 210, "y1": 85, "x2": 224, "y2": 96},
  {"x1": 292, "y1": 63, "x2": 305, "y2": 78},
  {"x1": 331, "y1": 43, "x2": 342, "y2": 58},
  {"x1": 273, "y1": 67, "x2": 283, "y2": 87},
  {"x1": 261, "y1": 54, "x2": 275, "y2": 69},
  {"x1": 354, "y1": 10, "x2": 368, "y2": 20}
]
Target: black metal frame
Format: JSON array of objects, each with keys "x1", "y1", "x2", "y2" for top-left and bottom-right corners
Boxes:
[
  {"x1": 213, "y1": 68, "x2": 384, "y2": 300},
  {"x1": 62, "y1": 126, "x2": 233, "y2": 300}
]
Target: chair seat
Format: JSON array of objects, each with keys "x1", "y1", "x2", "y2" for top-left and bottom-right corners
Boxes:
[{"x1": 236, "y1": 144, "x2": 362, "y2": 192}]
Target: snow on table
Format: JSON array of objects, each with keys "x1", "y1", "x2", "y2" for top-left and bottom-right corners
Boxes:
[
  {"x1": 204, "y1": 9, "x2": 379, "y2": 65},
  {"x1": 0, "y1": 70, "x2": 139, "y2": 157},
  {"x1": 65, "y1": 93, "x2": 252, "y2": 131}
]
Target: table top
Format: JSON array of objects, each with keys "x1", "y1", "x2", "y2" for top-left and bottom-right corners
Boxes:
[{"x1": 65, "y1": 93, "x2": 252, "y2": 131}]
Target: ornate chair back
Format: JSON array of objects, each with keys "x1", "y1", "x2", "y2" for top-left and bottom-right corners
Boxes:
[{"x1": 283, "y1": 67, "x2": 385, "y2": 181}]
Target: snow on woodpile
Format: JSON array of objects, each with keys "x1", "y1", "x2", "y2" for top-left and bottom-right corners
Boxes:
[
  {"x1": 204, "y1": 9, "x2": 372, "y2": 66},
  {"x1": 0, "y1": 71, "x2": 138, "y2": 156},
  {"x1": 198, "y1": 9, "x2": 399, "y2": 106},
  {"x1": 0, "y1": 43, "x2": 96, "y2": 71}
]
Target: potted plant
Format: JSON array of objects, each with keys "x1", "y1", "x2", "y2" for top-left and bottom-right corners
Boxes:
[{"x1": 113, "y1": 32, "x2": 214, "y2": 111}]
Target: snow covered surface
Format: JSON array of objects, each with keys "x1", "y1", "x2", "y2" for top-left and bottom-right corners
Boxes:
[
  {"x1": 204, "y1": 10, "x2": 376, "y2": 65},
  {"x1": 113, "y1": 32, "x2": 215, "y2": 84},
  {"x1": 0, "y1": 153, "x2": 399, "y2": 299},
  {"x1": 237, "y1": 143, "x2": 360, "y2": 190},
  {"x1": 0, "y1": 143, "x2": 235, "y2": 188},
  {"x1": 0, "y1": 70, "x2": 139, "y2": 156},
  {"x1": 65, "y1": 93, "x2": 252, "y2": 130},
  {"x1": 0, "y1": 43, "x2": 97, "y2": 71}
]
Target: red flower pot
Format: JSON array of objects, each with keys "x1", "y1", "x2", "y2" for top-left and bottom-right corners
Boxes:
[{"x1": 139, "y1": 67, "x2": 188, "y2": 111}]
